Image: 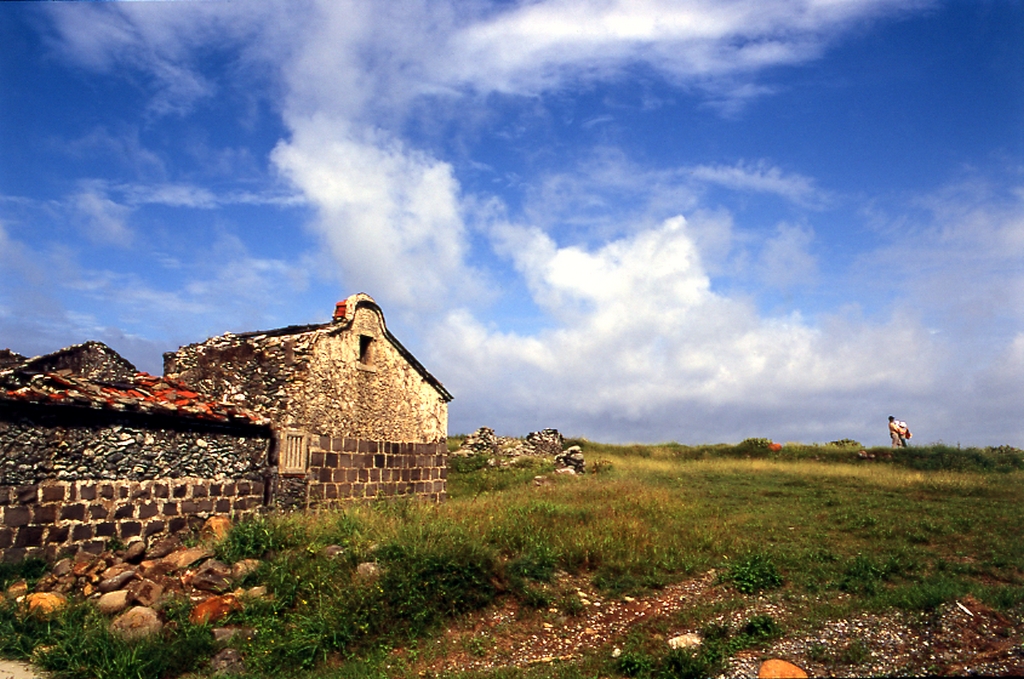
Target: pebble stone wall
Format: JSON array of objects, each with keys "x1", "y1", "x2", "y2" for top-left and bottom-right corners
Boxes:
[{"x1": 0, "y1": 404, "x2": 271, "y2": 562}]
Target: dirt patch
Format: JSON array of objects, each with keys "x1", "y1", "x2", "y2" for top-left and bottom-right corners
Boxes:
[{"x1": 405, "y1": 572, "x2": 1023, "y2": 677}]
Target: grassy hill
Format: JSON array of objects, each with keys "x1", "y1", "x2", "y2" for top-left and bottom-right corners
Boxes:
[{"x1": 2, "y1": 440, "x2": 1022, "y2": 677}]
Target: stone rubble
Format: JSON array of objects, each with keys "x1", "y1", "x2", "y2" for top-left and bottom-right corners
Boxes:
[
  {"x1": 455, "y1": 427, "x2": 586, "y2": 473},
  {"x1": 3, "y1": 516, "x2": 266, "y2": 646}
]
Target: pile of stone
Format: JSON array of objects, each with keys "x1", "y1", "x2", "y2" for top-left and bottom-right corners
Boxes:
[
  {"x1": 454, "y1": 427, "x2": 586, "y2": 474},
  {"x1": 554, "y1": 446, "x2": 585, "y2": 474},
  {"x1": 5, "y1": 517, "x2": 264, "y2": 645}
]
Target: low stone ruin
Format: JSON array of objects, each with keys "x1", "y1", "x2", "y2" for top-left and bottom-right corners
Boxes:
[
  {"x1": 454, "y1": 427, "x2": 585, "y2": 473},
  {"x1": 555, "y1": 446, "x2": 585, "y2": 474}
]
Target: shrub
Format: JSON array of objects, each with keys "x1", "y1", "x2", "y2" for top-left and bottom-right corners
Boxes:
[
  {"x1": 722, "y1": 553, "x2": 783, "y2": 594},
  {"x1": 617, "y1": 649, "x2": 656, "y2": 677},
  {"x1": 448, "y1": 453, "x2": 491, "y2": 474},
  {"x1": 735, "y1": 438, "x2": 773, "y2": 455}
]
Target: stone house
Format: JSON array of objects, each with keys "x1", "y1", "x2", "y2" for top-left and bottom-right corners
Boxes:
[
  {"x1": 163, "y1": 293, "x2": 452, "y2": 509},
  {"x1": 0, "y1": 294, "x2": 452, "y2": 561},
  {"x1": 0, "y1": 342, "x2": 272, "y2": 563}
]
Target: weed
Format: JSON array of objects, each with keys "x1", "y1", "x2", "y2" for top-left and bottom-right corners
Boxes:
[
  {"x1": 838, "y1": 639, "x2": 872, "y2": 665},
  {"x1": 465, "y1": 633, "x2": 493, "y2": 657},
  {"x1": 659, "y1": 648, "x2": 713, "y2": 679},
  {"x1": 617, "y1": 649, "x2": 656, "y2": 677},
  {"x1": 449, "y1": 453, "x2": 491, "y2": 474},
  {"x1": 741, "y1": 614, "x2": 781, "y2": 641},
  {"x1": 722, "y1": 553, "x2": 783, "y2": 594},
  {"x1": 215, "y1": 514, "x2": 281, "y2": 563},
  {"x1": 0, "y1": 557, "x2": 48, "y2": 590},
  {"x1": 558, "y1": 592, "x2": 586, "y2": 617}
]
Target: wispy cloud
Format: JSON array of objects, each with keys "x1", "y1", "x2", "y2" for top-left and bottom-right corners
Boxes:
[
  {"x1": 689, "y1": 160, "x2": 825, "y2": 206},
  {"x1": 72, "y1": 187, "x2": 134, "y2": 246}
]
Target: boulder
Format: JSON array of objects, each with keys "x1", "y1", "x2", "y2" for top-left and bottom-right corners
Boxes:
[
  {"x1": 356, "y1": 562, "x2": 380, "y2": 581},
  {"x1": 96, "y1": 590, "x2": 131, "y2": 616},
  {"x1": 208, "y1": 647, "x2": 245, "y2": 675},
  {"x1": 667, "y1": 633, "x2": 702, "y2": 650},
  {"x1": 758, "y1": 659, "x2": 808, "y2": 679},
  {"x1": 126, "y1": 578, "x2": 164, "y2": 607},
  {"x1": 319, "y1": 545, "x2": 345, "y2": 559},
  {"x1": 555, "y1": 446, "x2": 585, "y2": 474},
  {"x1": 124, "y1": 538, "x2": 147, "y2": 563},
  {"x1": 98, "y1": 569, "x2": 136, "y2": 593},
  {"x1": 111, "y1": 606, "x2": 163, "y2": 641},
  {"x1": 5, "y1": 580, "x2": 28, "y2": 600},
  {"x1": 212, "y1": 626, "x2": 255, "y2": 643},
  {"x1": 146, "y1": 536, "x2": 182, "y2": 560},
  {"x1": 51, "y1": 558, "x2": 73, "y2": 577},
  {"x1": 230, "y1": 559, "x2": 260, "y2": 581},
  {"x1": 163, "y1": 546, "x2": 214, "y2": 571},
  {"x1": 192, "y1": 560, "x2": 233, "y2": 593}
]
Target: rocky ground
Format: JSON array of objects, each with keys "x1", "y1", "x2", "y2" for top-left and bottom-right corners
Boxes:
[
  {"x1": 5, "y1": 536, "x2": 1023, "y2": 678},
  {"x1": 406, "y1": 570, "x2": 1024, "y2": 678}
]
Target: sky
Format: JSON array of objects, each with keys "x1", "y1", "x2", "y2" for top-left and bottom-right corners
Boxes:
[{"x1": 1, "y1": 0, "x2": 1022, "y2": 447}]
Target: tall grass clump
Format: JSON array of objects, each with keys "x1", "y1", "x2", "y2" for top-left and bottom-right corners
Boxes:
[{"x1": 1, "y1": 598, "x2": 214, "y2": 679}]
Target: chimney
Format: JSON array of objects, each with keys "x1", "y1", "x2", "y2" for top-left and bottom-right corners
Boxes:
[{"x1": 333, "y1": 300, "x2": 347, "y2": 322}]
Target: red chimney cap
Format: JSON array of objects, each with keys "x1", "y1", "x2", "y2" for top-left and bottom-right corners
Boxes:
[{"x1": 333, "y1": 300, "x2": 347, "y2": 321}]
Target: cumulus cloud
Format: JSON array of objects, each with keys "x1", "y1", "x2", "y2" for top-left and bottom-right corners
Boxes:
[
  {"x1": 434, "y1": 216, "x2": 940, "y2": 442},
  {"x1": 757, "y1": 223, "x2": 818, "y2": 291},
  {"x1": 271, "y1": 119, "x2": 480, "y2": 310}
]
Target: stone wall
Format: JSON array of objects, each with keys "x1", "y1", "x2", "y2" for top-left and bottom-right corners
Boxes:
[
  {"x1": 1, "y1": 409, "x2": 270, "y2": 487},
  {"x1": 0, "y1": 404, "x2": 272, "y2": 562},
  {"x1": 289, "y1": 307, "x2": 449, "y2": 443},
  {"x1": 164, "y1": 296, "x2": 450, "y2": 446},
  {"x1": 0, "y1": 477, "x2": 265, "y2": 563},
  {"x1": 275, "y1": 435, "x2": 447, "y2": 509}
]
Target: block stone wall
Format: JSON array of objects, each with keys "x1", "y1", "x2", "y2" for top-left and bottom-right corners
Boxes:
[
  {"x1": 0, "y1": 478, "x2": 265, "y2": 563},
  {"x1": 275, "y1": 436, "x2": 447, "y2": 509}
]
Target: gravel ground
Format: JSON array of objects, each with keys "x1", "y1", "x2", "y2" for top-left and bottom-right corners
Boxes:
[{"x1": 417, "y1": 572, "x2": 1024, "y2": 677}]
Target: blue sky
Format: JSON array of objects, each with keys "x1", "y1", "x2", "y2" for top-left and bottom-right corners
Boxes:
[{"x1": 1, "y1": 0, "x2": 1022, "y2": 446}]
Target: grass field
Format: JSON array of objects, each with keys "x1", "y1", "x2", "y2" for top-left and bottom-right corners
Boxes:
[{"x1": 1, "y1": 440, "x2": 1022, "y2": 678}]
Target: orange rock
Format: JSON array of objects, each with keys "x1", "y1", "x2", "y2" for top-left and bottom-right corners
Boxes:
[
  {"x1": 189, "y1": 594, "x2": 241, "y2": 625},
  {"x1": 202, "y1": 516, "x2": 232, "y2": 542},
  {"x1": 758, "y1": 658, "x2": 808, "y2": 679},
  {"x1": 26, "y1": 592, "x2": 67, "y2": 616}
]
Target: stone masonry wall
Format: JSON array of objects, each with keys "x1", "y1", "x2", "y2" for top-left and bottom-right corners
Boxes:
[
  {"x1": 0, "y1": 478, "x2": 265, "y2": 563},
  {"x1": 164, "y1": 300, "x2": 449, "y2": 446},
  {"x1": 0, "y1": 405, "x2": 272, "y2": 562},
  {"x1": 275, "y1": 436, "x2": 447, "y2": 510},
  {"x1": 290, "y1": 311, "x2": 447, "y2": 443}
]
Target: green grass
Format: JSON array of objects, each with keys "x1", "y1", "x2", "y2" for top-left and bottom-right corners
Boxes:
[{"x1": 1, "y1": 440, "x2": 1021, "y2": 678}]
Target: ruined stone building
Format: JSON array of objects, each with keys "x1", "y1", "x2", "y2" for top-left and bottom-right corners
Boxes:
[
  {"x1": 1, "y1": 342, "x2": 272, "y2": 563},
  {"x1": 164, "y1": 293, "x2": 452, "y2": 509},
  {"x1": 1, "y1": 294, "x2": 452, "y2": 562}
]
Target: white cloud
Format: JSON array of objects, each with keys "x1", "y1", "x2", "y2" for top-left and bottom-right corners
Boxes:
[
  {"x1": 689, "y1": 160, "x2": 823, "y2": 206},
  {"x1": 72, "y1": 188, "x2": 134, "y2": 246},
  {"x1": 271, "y1": 118, "x2": 479, "y2": 309},
  {"x1": 435, "y1": 216, "x2": 940, "y2": 442},
  {"x1": 446, "y1": 0, "x2": 927, "y2": 100},
  {"x1": 757, "y1": 223, "x2": 818, "y2": 291}
]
